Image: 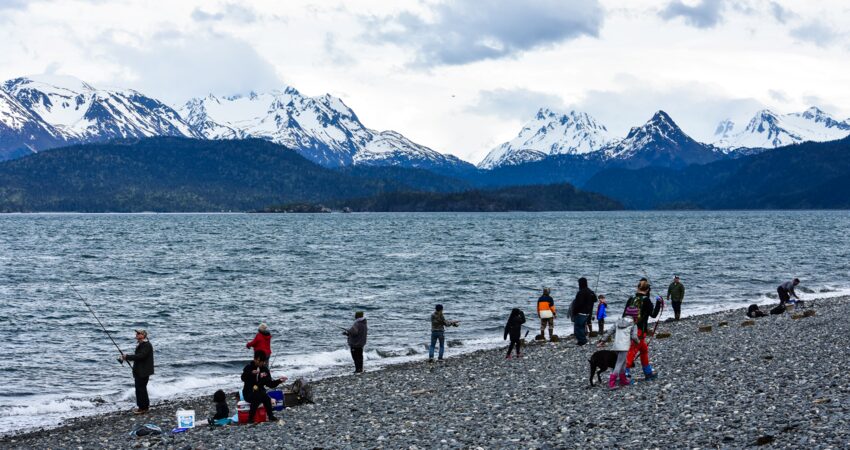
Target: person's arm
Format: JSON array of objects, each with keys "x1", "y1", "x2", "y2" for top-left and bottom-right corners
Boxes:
[
  {"x1": 504, "y1": 322, "x2": 509, "y2": 340},
  {"x1": 125, "y1": 343, "x2": 150, "y2": 362},
  {"x1": 667, "y1": 283, "x2": 673, "y2": 300},
  {"x1": 347, "y1": 323, "x2": 358, "y2": 337},
  {"x1": 650, "y1": 297, "x2": 663, "y2": 318},
  {"x1": 241, "y1": 364, "x2": 252, "y2": 383},
  {"x1": 681, "y1": 284, "x2": 685, "y2": 299},
  {"x1": 246, "y1": 335, "x2": 258, "y2": 349},
  {"x1": 519, "y1": 311, "x2": 526, "y2": 324}
]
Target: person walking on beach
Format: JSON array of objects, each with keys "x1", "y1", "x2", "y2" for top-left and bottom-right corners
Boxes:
[
  {"x1": 777, "y1": 278, "x2": 800, "y2": 306},
  {"x1": 623, "y1": 280, "x2": 662, "y2": 381},
  {"x1": 344, "y1": 311, "x2": 368, "y2": 373},
  {"x1": 430, "y1": 304, "x2": 459, "y2": 362},
  {"x1": 596, "y1": 295, "x2": 608, "y2": 334},
  {"x1": 572, "y1": 277, "x2": 598, "y2": 346},
  {"x1": 121, "y1": 329, "x2": 154, "y2": 415},
  {"x1": 246, "y1": 323, "x2": 272, "y2": 356},
  {"x1": 597, "y1": 314, "x2": 638, "y2": 389},
  {"x1": 241, "y1": 350, "x2": 286, "y2": 423},
  {"x1": 504, "y1": 308, "x2": 526, "y2": 359},
  {"x1": 537, "y1": 288, "x2": 556, "y2": 341},
  {"x1": 667, "y1": 276, "x2": 685, "y2": 320}
]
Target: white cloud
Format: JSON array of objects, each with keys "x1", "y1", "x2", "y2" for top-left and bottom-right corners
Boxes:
[{"x1": 467, "y1": 88, "x2": 567, "y2": 120}]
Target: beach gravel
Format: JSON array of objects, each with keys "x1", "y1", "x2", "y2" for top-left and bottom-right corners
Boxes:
[{"x1": 3, "y1": 297, "x2": 849, "y2": 449}]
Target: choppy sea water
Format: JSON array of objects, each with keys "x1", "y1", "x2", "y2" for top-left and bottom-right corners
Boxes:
[{"x1": 1, "y1": 211, "x2": 849, "y2": 434}]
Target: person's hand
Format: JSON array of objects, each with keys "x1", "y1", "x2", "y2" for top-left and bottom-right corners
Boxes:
[
  {"x1": 279, "y1": 376, "x2": 288, "y2": 382},
  {"x1": 342, "y1": 331, "x2": 348, "y2": 336},
  {"x1": 596, "y1": 341, "x2": 605, "y2": 348},
  {"x1": 245, "y1": 343, "x2": 250, "y2": 348},
  {"x1": 260, "y1": 372, "x2": 267, "y2": 378},
  {"x1": 252, "y1": 368, "x2": 260, "y2": 374}
]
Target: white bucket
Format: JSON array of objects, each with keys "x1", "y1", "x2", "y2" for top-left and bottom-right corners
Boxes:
[{"x1": 176, "y1": 409, "x2": 195, "y2": 429}]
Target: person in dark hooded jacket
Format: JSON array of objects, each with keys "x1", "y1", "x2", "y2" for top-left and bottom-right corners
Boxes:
[
  {"x1": 241, "y1": 350, "x2": 286, "y2": 423},
  {"x1": 503, "y1": 308, "x2": 526, "y2": 359},
  {"x1": 622, "y1": 279, "x2": 663, "y2": 381},
  {"x1": 572, "y1": 277, "x2": 598, "y2": 346}
]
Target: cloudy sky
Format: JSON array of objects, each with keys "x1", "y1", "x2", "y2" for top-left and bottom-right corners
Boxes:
[{"x1": 1, "y1": 0, "x2": 848, "y2": 163}]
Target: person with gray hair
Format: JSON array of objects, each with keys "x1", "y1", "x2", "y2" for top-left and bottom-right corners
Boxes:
[{"x1": 121, "y1": 329, "x2": 154, "y2": 414}]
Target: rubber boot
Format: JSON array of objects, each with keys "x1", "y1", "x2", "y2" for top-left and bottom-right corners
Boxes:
[
  {"x1": 624, "y1": 368, "x2": 631, "y2": 380},
  {"x1": 619, "y1": 372, "x2": 631, "y2": 386},
  {"x1": 643, "y1": 364, "x2": 657, "y2": 381},
  {"x1": 608, "y1": 373, "x2": 618, "y2": 390}
]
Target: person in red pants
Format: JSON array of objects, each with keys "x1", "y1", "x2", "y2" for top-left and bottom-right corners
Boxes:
[{"x1": 623, "y1": 279, "x2": 663, "y2": 381}]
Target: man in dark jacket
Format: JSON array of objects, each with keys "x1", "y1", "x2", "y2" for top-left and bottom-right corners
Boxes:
[
  {"x1": 667, "y1": 276, "x2": 685, "y2": 320},
  {"x1": 572, "y1": 277, "x2": 598, "y2": 346},
  {"x1": 121, "y1": 329, "x2": 154, "y2": 414},
  {"x1": 241, "y1": 350, "x2": 286, "y2": 423},
  {"x1": 344, "y1": 311, "x2": 368, "y2": 373}
]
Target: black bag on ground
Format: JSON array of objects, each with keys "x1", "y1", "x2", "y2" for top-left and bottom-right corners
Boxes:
[
  {"x1": 747, "y1": 304, "x2": 767, "y2": 318},
  {"x1": 769, "y1": 304, "x2": 786, "y2": 315}
]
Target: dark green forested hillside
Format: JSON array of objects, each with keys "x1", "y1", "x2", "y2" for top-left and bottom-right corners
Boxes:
[{"x1": 334, "y1": 183, "x2": 623, "y2": 212}]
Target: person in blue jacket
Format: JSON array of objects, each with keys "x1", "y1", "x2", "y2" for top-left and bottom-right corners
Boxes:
[{"x1": 596, "y1": 294, "x2": 608, "y2": 334}]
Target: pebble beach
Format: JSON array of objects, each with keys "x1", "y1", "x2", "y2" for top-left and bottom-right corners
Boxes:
[{"x1": 3, "y1": 296, "x2": 849, "y2": 449}]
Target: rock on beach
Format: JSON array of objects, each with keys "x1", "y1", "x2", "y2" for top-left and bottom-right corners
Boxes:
[{"x1": 2, "y1": 296, "x2": 849, "y2": 449}]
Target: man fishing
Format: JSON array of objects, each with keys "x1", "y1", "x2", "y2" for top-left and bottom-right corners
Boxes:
[
  {"x1": 241, "y1": 350, "x2": 286, "y2": 423},
  {"x1": 120, "y1": 329, "x2": 154, "y2": 415},
  {"x1": 572, "y1": 277, "x2": 598, "y2": 346}
]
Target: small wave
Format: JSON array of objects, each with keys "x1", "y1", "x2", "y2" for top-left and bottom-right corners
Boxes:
[
  {"x1": 139, "y1": 269, "x2": 174, "y2": 276},
  {"x1": 80, "y1": 254, "x2": 98, "y2": 259}
]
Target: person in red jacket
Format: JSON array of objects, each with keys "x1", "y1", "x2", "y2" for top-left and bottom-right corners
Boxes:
[{"x1": 246, "y1": 323, "x2": 272, "y2": 356}]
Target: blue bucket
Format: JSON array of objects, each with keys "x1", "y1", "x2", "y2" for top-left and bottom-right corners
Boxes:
[{"x1": 268, "y1": 390, "x2": 284, "y2": 411}]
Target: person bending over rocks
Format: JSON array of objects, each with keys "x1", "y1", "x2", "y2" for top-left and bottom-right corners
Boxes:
[
  {"x1": 344, "y1": 311, "x2": 368, "y2": 373},
  {"x1": 430, "y1": 304, "x2": 459, "y2": 362},
  {"x1": 537, "y1": 288, "x2": 556, "y2": 341},
  {"x1": 667, "y1": 276, "x2": 685, "y2": 320},
  {"x1": 504, "y1": 308, "x2": 526, "y2": 359},
  {"x1": 777, "y1": 278, "x2": 800, "y2": 306},
  {"x1": 121, "y1": 329, "x2": 154, "y2": 415},
  {"x1": 623, "y1": 280, "x2": 662, "y2": 381},
  {"x1": 572, "y1": 277, "x2": 598, "y2": 346},
  {"x1": 597, "y1": 315, "x2": 638, "y2": 389},
  {"x1": 246, "y1": 323, "x2": 272, "y2": 356},
  {"x1": 241, "y1": 350, "x2": 286, "y2": 423}
]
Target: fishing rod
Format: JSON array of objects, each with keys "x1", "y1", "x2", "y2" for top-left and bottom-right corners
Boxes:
[
  {"x1": 229, "y1": 324, "x2": 250, "y2": 342},
  {"x1": 71, "y1": 285, "x2": 133, "y2": 373}
]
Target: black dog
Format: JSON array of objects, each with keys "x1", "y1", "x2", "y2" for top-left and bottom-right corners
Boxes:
[{"x1": 589, "y1": 350, "x2": 618, "y2": 386}]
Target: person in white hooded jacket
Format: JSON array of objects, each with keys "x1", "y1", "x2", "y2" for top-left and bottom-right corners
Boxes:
[{"x1": 596, "y1": 315, "x2": 639, "y2": 389}]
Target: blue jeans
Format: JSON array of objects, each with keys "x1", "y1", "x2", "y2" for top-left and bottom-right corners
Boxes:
[
  {"x1": 429, "y1": 330, "x2": 445, "y2": 359},
  {"x1": 574, "y1": 314, "x2": 589, "y2": 345}
]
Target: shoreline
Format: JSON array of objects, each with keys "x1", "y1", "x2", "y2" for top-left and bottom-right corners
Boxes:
[{"x1": 3, "y1": 295, "x2": 848, "y2": 448}]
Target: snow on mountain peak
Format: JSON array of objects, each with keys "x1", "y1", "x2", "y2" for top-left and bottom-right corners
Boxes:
[
  {"x1": 715, "y1": 107, "x2": 850, "y2": 150},
  {"x1": 477, "y1": 109, "x2": 612, "y2": 169}
]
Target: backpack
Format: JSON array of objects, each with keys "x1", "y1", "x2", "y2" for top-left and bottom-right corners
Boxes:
[
  {"x1": 624, "y1": 295, "x2": 644, "y2": 322},
  {"x1": 747, "y1": 304, "x2": 766, "y2": 318},
  {"x1": 770, "y1": 304, "x2": 786, "y2": 315}
]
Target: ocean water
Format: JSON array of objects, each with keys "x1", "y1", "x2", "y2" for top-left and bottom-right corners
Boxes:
[{"x1": 1, "y1": 211, "x2": 849, "y2": 434}]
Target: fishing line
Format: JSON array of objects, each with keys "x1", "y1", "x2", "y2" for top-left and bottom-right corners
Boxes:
[{"x1": 70, "y1": 285, "x2": 133, "y2": 373}]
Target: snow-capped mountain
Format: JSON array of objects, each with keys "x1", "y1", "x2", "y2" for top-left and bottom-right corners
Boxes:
[
  {"x1": 0, "y1": 89, "x2": 66, "y2": 161},
  {"x1": 180, "y1": 87, "x2": 473, "y2": 173},
  {"x1": 601, "y1": 110, "x2": 723, "y2": 169},
  {"x1": 3, "y1": 75, "x2": 198, "y2": 143},
  {"x1": 714, "y1": 107, "x2": 850, "y2": 150},
  {"x1": 478, "y1": 108, "x2": 613, "y2": 169}
]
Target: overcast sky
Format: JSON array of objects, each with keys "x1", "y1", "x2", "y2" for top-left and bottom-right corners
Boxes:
[{"x1": 1, "y1": 0, "x2": 848, "y2": 163}]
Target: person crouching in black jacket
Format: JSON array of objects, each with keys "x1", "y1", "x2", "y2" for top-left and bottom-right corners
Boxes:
[{"x1": 241, "y1": 350, "x2": 286, "y2": 423}]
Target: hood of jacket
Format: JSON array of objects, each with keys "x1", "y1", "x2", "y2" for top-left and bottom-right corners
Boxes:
[{"x1": 578, "y1": 277, "x2": 588, "y2": 290}]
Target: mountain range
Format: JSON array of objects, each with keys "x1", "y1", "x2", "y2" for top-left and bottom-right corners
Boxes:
[{"x1": 2, "y1": 74, "x2": 849, "y2": 176}]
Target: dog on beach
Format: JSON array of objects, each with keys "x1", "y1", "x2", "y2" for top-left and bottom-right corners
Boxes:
[{"x1": 589, "y1": 350, "x2": 618, "y2": 386}]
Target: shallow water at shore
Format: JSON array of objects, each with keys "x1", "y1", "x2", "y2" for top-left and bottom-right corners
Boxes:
[{"x1": 1, "y1": 211, "x2": 849, "y2": 434}]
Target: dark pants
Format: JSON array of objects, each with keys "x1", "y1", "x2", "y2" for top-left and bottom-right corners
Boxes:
[
  {"x1": 597, "y1": 319, "x2": 605, "y2": 334},
  {"x1": 574, "y1": 314, "x2": 589, "y2": 345},
  {"x1": 506, "y1": 339, "x2": 521, "y2": 357},
  {"x1": 778, "y1": 287, "x2": 790, "y2": 305},
  {"x1": 672, "y1": 301, "x2": 682, "y2": 320},
  {"x1": 244, "y1": 389, "x2": 274, "y2": 422},
  {"x1": 134, "y1": 376, "x2": 150, "y2": 410},
  {"x1": 351, "y1": 347, "x2": 364, "y2": 373}
]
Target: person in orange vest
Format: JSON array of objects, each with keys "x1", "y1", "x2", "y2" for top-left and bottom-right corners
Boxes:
[{"x1": 537, "y1": 288, "x2": 556, "y2": 341}]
